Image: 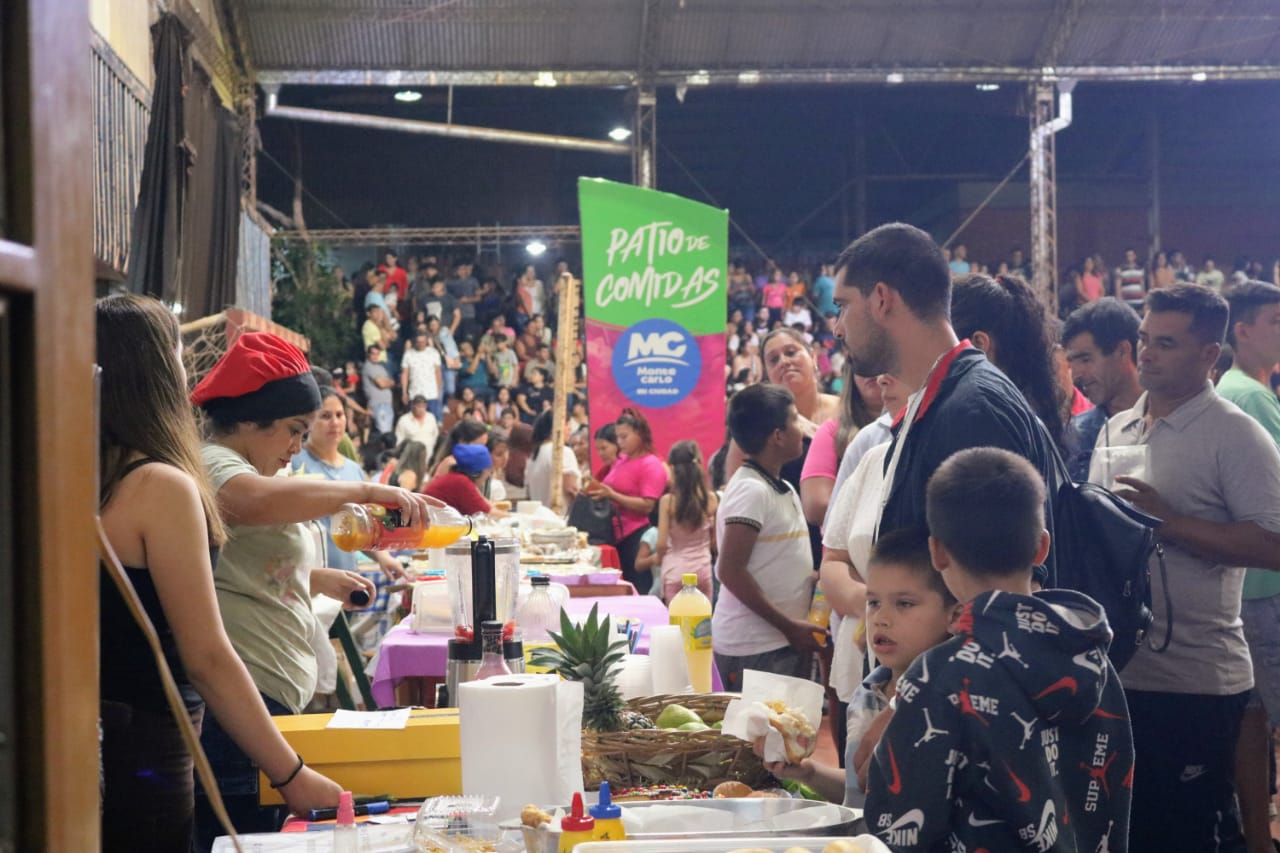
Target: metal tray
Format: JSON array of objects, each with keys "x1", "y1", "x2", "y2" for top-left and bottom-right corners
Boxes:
[
  {"x1": 574, "y1": 835, "x2": 891, "y2": 853},
  {"x1": 504, "y1": 798, "x2": 863, "y2": 852}
]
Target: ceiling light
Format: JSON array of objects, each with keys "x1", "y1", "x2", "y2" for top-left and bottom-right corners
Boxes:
[
  {"x1": 608, "y1": 126, "x2": 632, "y2": 141},
  {"x1": 885, "y1": 72, "x2": 905, "y2": 85},
  {"x1": 976, "y1": 83, "x2": 1000, "y2": 92},
  {"x1": 394, "y1": 90, "x2": 422, "y2": 103},
  {"x1": 534, "y1": 72, "x2": 558, "y2": 88},
  {"x1": 526, "y1": 241, "x2": 548, "y2": 257},
  {"x1": 737, "y1": 70, "x2": 761, "y2": 85},
  {"x1": 686, "y1": 70, "x2": 711, "y2": 86},
  {"x1": 1191, "y1": 71, "x2": 1208, "y2": 82}
]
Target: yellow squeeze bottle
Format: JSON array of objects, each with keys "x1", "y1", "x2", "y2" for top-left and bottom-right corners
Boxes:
[
  {"x1": 558, "y1": 792, "x2": 595, "y2": 853},
  {"x1": 588, "y1": 781, "x2": 626, "y2": 841}
]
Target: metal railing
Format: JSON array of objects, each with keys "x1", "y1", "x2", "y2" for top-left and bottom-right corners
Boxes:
[{"x1": 91, "y1": 29, "x2": 150, "y2": 276}]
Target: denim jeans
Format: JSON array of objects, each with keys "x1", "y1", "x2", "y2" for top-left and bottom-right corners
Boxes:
[
  {"x1": 371, "y1": 402, "x2": 394, "y2": 435},
  {"x1": 193, "y1": 692, "x2": 294, "y2": 851}
]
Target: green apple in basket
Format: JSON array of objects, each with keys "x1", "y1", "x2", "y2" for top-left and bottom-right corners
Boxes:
[{"x1": 529, "y1": 604, "x2": 656, "y2": 732}]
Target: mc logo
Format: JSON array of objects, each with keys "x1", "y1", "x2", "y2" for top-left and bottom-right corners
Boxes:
[{"x1": 627, "y1": 331, "x2": 688, "y2": 363}]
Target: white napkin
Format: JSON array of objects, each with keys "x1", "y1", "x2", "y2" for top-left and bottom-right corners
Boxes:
[{"x1": 721, "y1": 669, "x2": 825, "y2": 763}]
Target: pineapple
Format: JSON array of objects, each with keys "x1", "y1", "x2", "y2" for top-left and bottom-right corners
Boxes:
[{"x1": 530, "y1": 604, "x2": 628, "y2": 731}]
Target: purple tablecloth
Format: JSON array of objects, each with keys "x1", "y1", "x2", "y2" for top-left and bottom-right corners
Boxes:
[{"x1": 371, "y1": 594, "x2": 676, "y2": 707}]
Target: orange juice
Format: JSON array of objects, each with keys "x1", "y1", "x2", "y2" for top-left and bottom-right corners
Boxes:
[
  {"x1": 419, "y1": 523, "x2": 471, "y2": 549},
  {"x1": 330, "y1": 530, "x2": 368, "y2": 552}
]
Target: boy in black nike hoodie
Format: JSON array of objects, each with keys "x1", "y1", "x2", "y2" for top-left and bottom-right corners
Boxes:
[{"x1": 865, "y1": 447, "x2": 1133, "y2": 852}]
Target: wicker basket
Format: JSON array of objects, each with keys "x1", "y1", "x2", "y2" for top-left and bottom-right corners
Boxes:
[{"x1": 580, "y1": 693, "x2": 775, "y2": 792}]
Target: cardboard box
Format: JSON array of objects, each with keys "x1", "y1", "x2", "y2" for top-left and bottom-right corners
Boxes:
[{"x1": 259, "y1": 708, "x2": 460, "y2": 805}]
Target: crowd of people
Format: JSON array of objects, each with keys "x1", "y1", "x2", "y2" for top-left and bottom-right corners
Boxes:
[{"x1": 96, "y1": 224, "x2": 1280, "y2": 852}]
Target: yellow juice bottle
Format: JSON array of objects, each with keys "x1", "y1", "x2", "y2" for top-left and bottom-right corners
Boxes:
[{"x1": 668, "y1": 572, "x2": 714, "y2": 693}]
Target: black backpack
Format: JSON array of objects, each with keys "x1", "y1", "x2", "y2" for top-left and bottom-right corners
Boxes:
[{"x1": 1045, "y1": 445, "x2": 1171, "y2": 670}]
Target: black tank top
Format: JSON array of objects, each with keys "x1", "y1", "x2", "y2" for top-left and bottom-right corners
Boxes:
[{"x1": 99, "y1": 458, "x2": 218, "y2": 712}]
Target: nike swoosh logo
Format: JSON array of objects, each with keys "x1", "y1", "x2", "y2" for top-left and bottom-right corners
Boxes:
[
  {"x1": 968, "y1": 814, "x2": 1003, "y2": 827},
  {"x1": 1091, "y1": 707, "x2": 1126, "y2": 720},
  {"x1": 1005, "y1": 762, "x2": 1032, "y2": 802},
  {"x1": 1033, "y1": 676, "x2": 1078, "y2": 700},
  {"x1": 886, "y1": 742, "x2": 903, "y2": 795}
]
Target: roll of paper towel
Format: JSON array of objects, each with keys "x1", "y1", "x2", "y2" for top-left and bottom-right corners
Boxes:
[{"x1": 458, "y1": 674, "x2": 584, "y2": 820}]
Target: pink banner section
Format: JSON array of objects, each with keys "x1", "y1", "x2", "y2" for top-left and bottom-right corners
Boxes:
[{"x1": 586, "y1": 317, "x2": 726, "y2": 470}]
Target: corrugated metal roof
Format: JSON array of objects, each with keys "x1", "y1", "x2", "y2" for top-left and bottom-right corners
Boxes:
[{"x1": 239, "y1": 0, "x2": 1280, "y2": 81}]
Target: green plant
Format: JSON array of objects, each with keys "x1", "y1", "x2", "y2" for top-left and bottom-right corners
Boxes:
[
  {"x1": 270, "y1": 240, "x2": 357, "y2": 368},
  {"x1": 530, "y1": 604, "x2": 629, "y2": 732}
]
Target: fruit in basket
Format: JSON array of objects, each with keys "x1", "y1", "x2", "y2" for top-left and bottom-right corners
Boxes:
[
  {"x1": 676, "y1": 721, "x2": 711, "y2": 732},
  {"x1": 619, "y1": 710, "x2": 656, "y2": 730},
  {"x1": 529, "y1": 604, "x2": 628, "y2": 731},
  {"x1": 655, "y1": 703, "x2": 704, "y2": 729}
]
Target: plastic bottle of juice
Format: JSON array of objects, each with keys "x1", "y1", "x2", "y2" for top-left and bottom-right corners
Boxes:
[
  {"x1": 668, "y1": 573, "x2": 713, "y2": 693},
  {"x1": 807, "y1": 581, "x2": 831, "y2": 646},
  {"x1": 330, "y1": 502, "x2": 473, "y2": 551}
]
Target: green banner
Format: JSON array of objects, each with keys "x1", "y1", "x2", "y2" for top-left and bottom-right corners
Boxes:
[
  {"x1": 579, "y1": 178, "x2": 728, "y2": 463},
  {"x1": 579, "y1": 178, "x2": 727, "y2": 334}
]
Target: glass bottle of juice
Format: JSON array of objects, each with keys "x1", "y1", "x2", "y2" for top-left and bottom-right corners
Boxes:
[
  {"x1": 668, "y1": 573, "x2": 713, "y2": 693},
  {"x1": 330, "y1": 502, "x2": 473, "y2": 552}
]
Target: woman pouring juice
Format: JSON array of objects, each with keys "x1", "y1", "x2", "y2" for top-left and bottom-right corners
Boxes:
[{"x1": 191, "y1": 332, "x2": 431, "y2": 846}]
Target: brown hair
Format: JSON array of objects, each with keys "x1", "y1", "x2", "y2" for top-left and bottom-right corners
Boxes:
[
  {"x1": 615, "y1": 406, "x2": 655, "y2": 456},
  {"x1": 667, "y1": 440, "x2": 712, "y2": 528},
  {"x1": 96, "y1": 294, "x2": 226, "y2": 545}
]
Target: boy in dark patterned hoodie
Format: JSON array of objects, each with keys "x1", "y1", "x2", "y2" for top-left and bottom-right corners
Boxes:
[{"x1": 865, "y1": 447, "x2": 1133, "y2": 852}]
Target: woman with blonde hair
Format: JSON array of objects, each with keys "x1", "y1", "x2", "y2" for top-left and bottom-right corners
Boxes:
[{"x1": 96, "y1": 295, "x2": 342, "y2": 851}]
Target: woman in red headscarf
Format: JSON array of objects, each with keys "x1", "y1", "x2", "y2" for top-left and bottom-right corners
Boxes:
[{"x1": 190, "y1": 332, "x2": 432, "y2": 842}]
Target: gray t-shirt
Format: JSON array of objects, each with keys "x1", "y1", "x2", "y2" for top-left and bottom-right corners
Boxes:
[
  {"x1": 362, "y1": 358, "x2": 393, "y2": 407},
  {"x1": 447, "y1": 275, "x2": 479, "y2": 319},
  {"x1": 203, "y1": 444, "x2": 318, "y2": 712},
  {"x1": 1089, "y1": 383, "x2": 1280, "y2": 695}
]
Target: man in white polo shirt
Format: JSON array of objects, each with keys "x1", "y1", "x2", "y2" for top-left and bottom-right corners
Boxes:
[{"x1": 1089, "y1": 283, "x2": 1280, "y2": 852}]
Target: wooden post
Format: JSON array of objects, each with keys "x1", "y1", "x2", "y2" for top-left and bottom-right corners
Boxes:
[{"x1": 548, "y1": 273, "x2": 581, "y2": 515}]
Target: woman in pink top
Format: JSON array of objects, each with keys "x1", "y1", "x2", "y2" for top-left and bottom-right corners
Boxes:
[
  {"x1": 1081, "y1": 255, "x2": 1105, "y2": 303},
  {"x1": 798, "y1": 369, "x2": 881, "y2": 526},
  {"x1": 656, "y1": 440, "x2": 718, "y2": 602},
  {"x1": 585, "y1": 407, "x2": 669, "y2": 594},
  {"x1": 760, "y1": 270, "x2": 788, "y2": 329}
]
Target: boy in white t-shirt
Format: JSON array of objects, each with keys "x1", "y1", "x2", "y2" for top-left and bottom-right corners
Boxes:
[{"x1": 712, "y1": 384, "x2": 825, "y2": 691}]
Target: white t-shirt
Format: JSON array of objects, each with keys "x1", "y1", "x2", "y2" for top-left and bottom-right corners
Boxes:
[
  {"x1": 822, "y1": 442, "x2": 891, "y2": 700},
  {"x1": 525, "y1": 443, "x2": 581, "y2": 511},
  {"x1": 711, "y1": 464, "x2": 814, "y2": 656},
  {"x1": 402, "y1": 346, "x2": 442, "y2": 400},
  {"x1": 395, "y1": 410, "x2": 439, "y2": 451}
]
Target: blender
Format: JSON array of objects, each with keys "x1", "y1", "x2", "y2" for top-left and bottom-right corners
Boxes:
[{"x1": 442, "y1": 536, "x2": 520, "y2": 706}]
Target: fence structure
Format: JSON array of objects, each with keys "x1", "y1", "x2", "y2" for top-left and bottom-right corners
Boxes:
[{"x1": 91, "y1": 29, "x2": 150, "y2": 277}]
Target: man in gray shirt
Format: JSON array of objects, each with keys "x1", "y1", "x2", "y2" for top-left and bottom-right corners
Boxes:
[
  {"x1": 1089, "y1": 284, "x2": 1280, "y2": 852},
  {"x1": 361, "y1": 343, "x2": 396, "y2": 435},
  {"x1": 446, "y1": 259, "x2": 481, "y2": 340}
]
